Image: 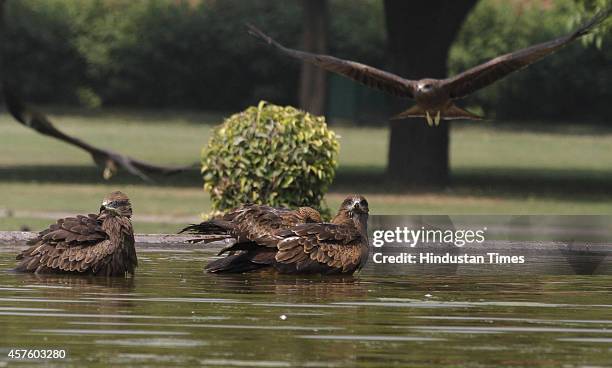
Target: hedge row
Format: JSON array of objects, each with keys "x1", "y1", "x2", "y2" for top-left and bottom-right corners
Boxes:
[{"x1": 2, "y1": 0, "x2": 383, "y2": 110}]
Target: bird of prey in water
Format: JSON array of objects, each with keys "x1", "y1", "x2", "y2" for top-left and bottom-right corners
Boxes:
[
  {"x1": 15, "y1": 191, "x2": 138, "y2": 276},
  {"x1": 181, "y1": 195, "x2": 369, "y2": 274},
  {"x1": 2, "y1": 84, "x2": 193, "y2": 181},
  {"x1": 248, "y1": 9, "x2": 610, "y2": 126}
]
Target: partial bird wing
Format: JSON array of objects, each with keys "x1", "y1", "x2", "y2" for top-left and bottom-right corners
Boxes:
[
  {"x1": 33, "y1": 214, "x2": 107, "y2": 245},
  {"x1": 2, "y1": 85, "x2": 194, "y2": 182},
  {"x1": 181, "y1": 204, "x2": 322, "y2": 247},
  {"x1": 16, "y1": 214, "x2": 117, "y2": 273},
  {"x1": 275, "y1": 223, "x2": 364, "y2": 273},
  {"x1": 226, "y1": 205, "x2": 293, "y2": 246},
  {"x1": 296, "y1": 206, "x2": 323, "y2": 223},
  {"x1": 444, "y1": 9, "x2": 611, "y2": 99},
  {"x1": 247, "y1": 24, "x2": 417, "y2": 99}
]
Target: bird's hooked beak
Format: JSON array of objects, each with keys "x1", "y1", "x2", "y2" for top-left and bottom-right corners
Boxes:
[
  {"x1": 100, "y1": 200, "x2": 120, "y2": 215},
  {"x1": 350, "y1": 200, "x2": 369, "y2": 216}
]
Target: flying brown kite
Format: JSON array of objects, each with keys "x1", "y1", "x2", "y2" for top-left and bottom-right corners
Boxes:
[
  {"x1": 15, "y1": 191, "x2": 138, "y2": 276},
  {"x1": 2, "y1": 85, "x2": 193, "y2": 181},
  {"x1": 181, "y1": 195, "x2": 369, "y2": 274},
  {"x1": 248, "y1": 9, "x2": 610, "y2": 126}
]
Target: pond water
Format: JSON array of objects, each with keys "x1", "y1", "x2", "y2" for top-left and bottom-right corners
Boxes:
[{"x1": 0, "y1": 244, "x2": 610, "y2": 367}]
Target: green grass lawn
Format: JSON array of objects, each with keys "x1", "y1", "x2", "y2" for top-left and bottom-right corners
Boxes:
[{"x1": 1, "y1": 107, "x2": 612, "y2": 232}]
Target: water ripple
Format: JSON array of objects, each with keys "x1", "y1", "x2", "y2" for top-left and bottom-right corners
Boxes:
[
  {"x1": 95, "y1": 338, "x2": 207, "y2": 347},
  {"x1": 412, "y1": 316, "x2": 612, "y2": 324},
  {"x1": 557, "y1": 338, "x2": 612, "y2": 343},
  {"x1": 408, "y1": 326, "x2": 612, "y2": 334},
  {"x1": 298, "y1": 334, "x2": 445, "y2": 342},
  {"x1": 30, "y1": 329, "x2": 190, "y2": 336}
]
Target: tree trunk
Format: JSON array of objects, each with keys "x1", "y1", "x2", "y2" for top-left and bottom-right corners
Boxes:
[
  {"x1": 384, "y1": 0, "x2": 477, "y2": 187},
  {"x1": 0, "y1": 0, "x2": 5, "y2": 82},
  {"x1": 299, "y1": 0, "x2": 327, "y2": 116}
]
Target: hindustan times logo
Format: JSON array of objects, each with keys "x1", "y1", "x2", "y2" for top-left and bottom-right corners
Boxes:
[{"x1": 372, "y1": 226, "x2": 487, "y2": 248}]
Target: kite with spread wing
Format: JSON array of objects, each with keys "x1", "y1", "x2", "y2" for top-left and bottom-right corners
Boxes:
[
  {"x1": 2, "y1": 85, "x2": 193, "y2": 181},
  {"x1": 181, "y1": 195, "x2": 369, "y2": 275},
  {"x1": 248, "y1": 8, "x2": 610, "y2": 126}
]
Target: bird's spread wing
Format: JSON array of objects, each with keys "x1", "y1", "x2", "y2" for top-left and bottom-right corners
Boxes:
[
  {"x1": 275, "y1": 223, "x2": 364, "y2": 272},
  {"x1": 16, "y1": 214, "x2": 118, "y2": 273},
  {"x1": 247, "y1": 24, "x2": 416, "y2": 99},
  {"x1": 444, "y1": 9, "x2": 611, "y2": 99},
  {"x1": 2, "y1": 84, "x2": 193, "y2": 181}
]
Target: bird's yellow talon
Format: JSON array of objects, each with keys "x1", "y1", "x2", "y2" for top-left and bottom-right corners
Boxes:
[
  {"x1": 426, "y1": 111, "x2": 433, "y2": 126},
  {"x1": 103, "y1": 160, "x2": 117, "y2": 180},
  {"x1": 434, "y1": 111, "x2": 441, "y2": 126}
]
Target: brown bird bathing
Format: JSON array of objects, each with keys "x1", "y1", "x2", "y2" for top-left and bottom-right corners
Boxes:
[
  {"x1": 181, "y1": 195, "x2": 370, "y2": 275},
  {"x1": 15, "y1": 191, "x2": 137, "y2": 276}
]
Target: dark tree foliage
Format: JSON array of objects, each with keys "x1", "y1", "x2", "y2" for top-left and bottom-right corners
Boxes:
[
  {"x1": 0, "y1": 0, "x2": 6, "y2": 84},
  {"x1": 2, "y1": 0, "x2": 386, "y2": 110},
  {"x1": 2, "y1": 0, "x2": 302, "y2": 107},
  {"x1": 0, "y1": 0, "x2": 5, "y2": 79}
]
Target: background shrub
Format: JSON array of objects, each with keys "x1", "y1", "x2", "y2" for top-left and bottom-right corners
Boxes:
[{"x1": 201, "y1": 101, "x2": 339, "y2": 214}]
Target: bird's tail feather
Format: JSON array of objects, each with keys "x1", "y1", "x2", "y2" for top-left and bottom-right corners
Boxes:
[
  {"x1": 205, "y1": 253, "x2": 268, "y2": 273},
  {"x1": 179, "y1": 220, "x2": 230, "y2": 235},
  {"x1": 390, "y1": 104, "x2": 483, "y2": 123},
  {"x1": 180, "y1": 220, "x2": 233, "y2": 244},
  {"x1": 186, "y1": 235, "x2": 231, "y2": 244},
  {"x1": 390, "y1": 105, "x2": 426, "y2": 120},
  {"x1": 443, "y1": 104, "x2": 484, "y2": 120}
]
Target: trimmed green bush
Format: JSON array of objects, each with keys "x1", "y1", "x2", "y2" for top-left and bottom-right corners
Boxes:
[{"x1": 201, "y1": 101, "x2": 339, "y2": 214}]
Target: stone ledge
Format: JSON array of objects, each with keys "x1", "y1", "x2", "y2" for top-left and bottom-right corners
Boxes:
[{"x1": 0, "y1": 231, "x2": 225, "y2": 248}]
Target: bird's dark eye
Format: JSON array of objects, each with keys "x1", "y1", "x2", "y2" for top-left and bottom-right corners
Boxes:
[{"x1": 359, "y1": 199, "x2": 368, "y2": 207}]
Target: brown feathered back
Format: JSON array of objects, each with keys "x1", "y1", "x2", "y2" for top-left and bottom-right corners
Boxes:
[
  {"x1": 15, "y1": 192, "x2": 137, "y2": 276},
  {"x1": 181, "y1": 203, "x2": 322, "y2": 246}
]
